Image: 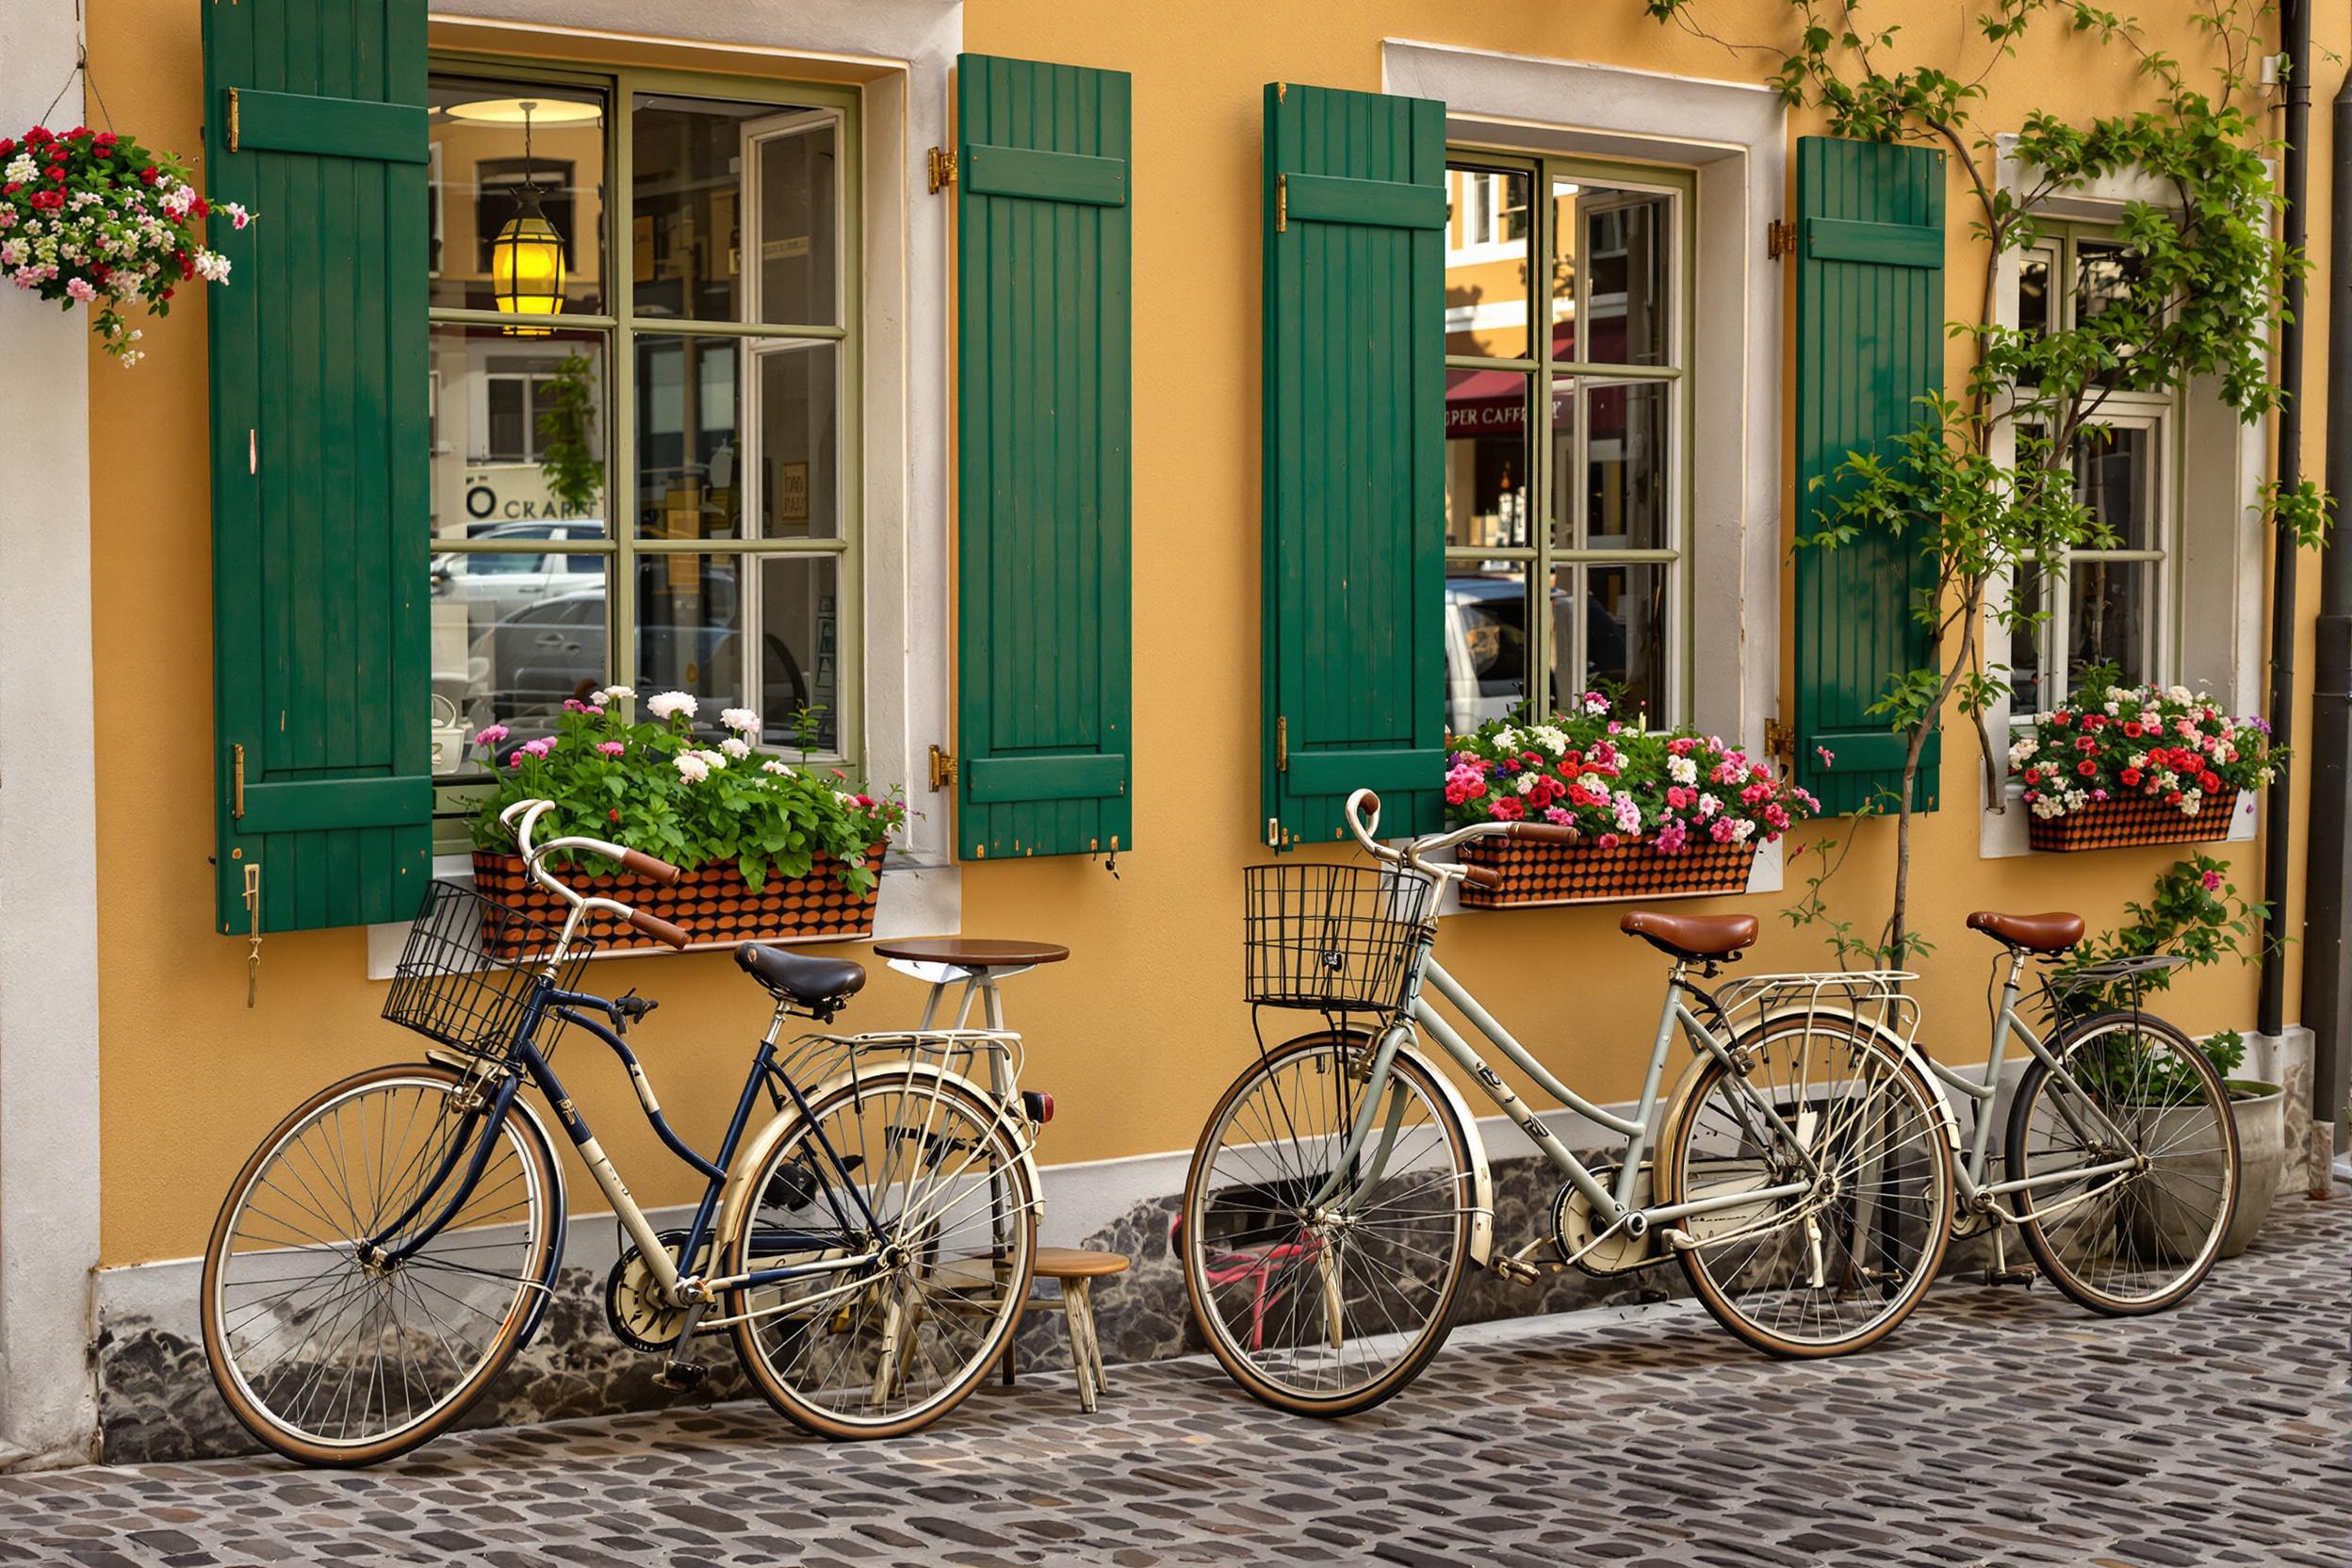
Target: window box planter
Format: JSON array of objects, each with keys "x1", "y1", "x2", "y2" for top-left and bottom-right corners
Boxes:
[
  {"x1": 473, "y1": 843, "x2": 887, "y2": 955},
  {"x1": 2026, "y1": 794, "x2": 2230, "y2": 853},
  {"x1": 1457, "y1": 836, "x2": 1756, "y2": 908}
]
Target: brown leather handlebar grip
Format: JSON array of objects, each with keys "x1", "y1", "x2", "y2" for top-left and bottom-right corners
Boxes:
[
  {"x1": 1358, "y1": 791, "x2": 1382, "y2": 817},
  {"x1": 1461, "y1": 862, "x2": 1506, "y2": 890},
  {"x1": 627, "y1": 908, "x2": 691, "y2": 950},
  {"x1": 619, "y1": 848, "x2": 684, "y2": 886},
  {"x1": 1511, "y1": 822, "x2": 1578, "y2": 844}
]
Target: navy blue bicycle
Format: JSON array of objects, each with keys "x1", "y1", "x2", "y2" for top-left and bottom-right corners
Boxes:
[{"x1": 201, "y1": 798, "x2": 1039, "y2": 1465}]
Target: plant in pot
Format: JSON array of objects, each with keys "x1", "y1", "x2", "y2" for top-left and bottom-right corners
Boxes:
[
  {"x1": 1444, "y1": 694, "x2": 1819, "y2": 907},
  {"x1": 2013, "y1": 666, "x2": 2280, "y2": 853},
  {"x1": 469, "y1": 689, "x2": 906, "y2": 952},
  {"x1": 2050, "y1": 856, "x2": 2283, "y2": 1257}
]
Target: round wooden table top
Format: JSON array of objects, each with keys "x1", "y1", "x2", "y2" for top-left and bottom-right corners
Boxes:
[
  {"x1": 1031, "y1": 1246, "x2": 1131, "y2": 1279},
  {"x1": 873, "y1": 937, "x2": 1070, "y2": 969}
]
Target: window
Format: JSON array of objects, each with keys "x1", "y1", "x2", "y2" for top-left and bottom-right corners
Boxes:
[
  {"x1": 427, "y1": 67, "x2": 858, "y2": 789},
  {"x1": 1443, "y1": 154, "x2": 1688, "y2": 734},
  {"x1": 2007, "y1": 229, "x2": 2178, "y2": 720}
]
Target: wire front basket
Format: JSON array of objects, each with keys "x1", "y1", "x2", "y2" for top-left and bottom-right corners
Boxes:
[
  {"x1": 1243, "y1": 861, "x2": 1436, "y2": 1013},
  {"x1": 382, "y1": 880, "x2": 593, "y2": 1058}
]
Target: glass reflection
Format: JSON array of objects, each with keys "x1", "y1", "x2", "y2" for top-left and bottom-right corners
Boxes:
[{"x1": 430, "y1": 76, "x2": 607, "y2": 318}]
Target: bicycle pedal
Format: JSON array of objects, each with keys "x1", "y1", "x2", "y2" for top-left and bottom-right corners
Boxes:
[
  {"x1": 654, "y1": 1359, "x2": 709, "y2": 1392},
  {"x1": 1490, "y1": 1254, "x2": 1543, "y2": 1284},
  {"x1": 1984, "y1": 1266, "x2": 2037, "y2": 1287}
]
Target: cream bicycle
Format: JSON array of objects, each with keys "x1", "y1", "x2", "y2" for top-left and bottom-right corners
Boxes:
[{"x1": 1180, "y1": 789, "x2": 1955, "y2": 1415}]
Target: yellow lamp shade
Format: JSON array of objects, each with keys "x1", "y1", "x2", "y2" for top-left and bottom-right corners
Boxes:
[{"x1": 490, "y1": 205, "x2": 565, "y2": 335}]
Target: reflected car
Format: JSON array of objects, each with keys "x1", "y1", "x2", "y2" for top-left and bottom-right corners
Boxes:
[
  {"x1": 1443, "y1": 573, "x2": 1625, "y2": 730},
  {"x1": 430, "y1": 520, "x2": 606, "y2": 637}
]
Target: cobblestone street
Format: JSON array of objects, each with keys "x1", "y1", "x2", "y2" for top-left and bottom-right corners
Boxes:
[{"x1": 4, "y1": 1197, "x2": 2344, "y2": 1568}]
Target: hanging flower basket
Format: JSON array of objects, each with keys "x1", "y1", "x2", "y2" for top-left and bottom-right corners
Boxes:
[
  {"x1": 473, "y1": 842, "x2": 886, "y2": 954},
  {"x1": 1458, "y1": 834, "x2": 1756, "y2": 908},
  {"x1": 2026, "y1": 792, "x2": 2233, "y2": 854},
  {"x1": 2, "y1": 123, "x2": 251, "y2": 365}
]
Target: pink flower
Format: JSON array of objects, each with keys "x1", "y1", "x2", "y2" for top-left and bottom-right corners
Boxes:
[
  {"x1": 64, "y1": 276, "x2": 95, "y2": 302},
  {"x1": 2202, "y1": 870, "x2": 2225, "y2": 892},
  {"x1": 472, "y1": 724, "x2": 510, "y2": 747},
  {"x1": 1655, "y1": 816, "x2": 1689, "y2": 854},
  {"x1": 1666, "y1": 786, "x2": 1695, "y2": 810},
  {"x1": 1710, "y1": 817, "x2": 1738, "y2": 843},
  {"x1": 596, "y1": 741, "x2": 626, "y2": 758},
  {"x1": 1543, "y1": 807, "x2": 1572, "y2": 825}
]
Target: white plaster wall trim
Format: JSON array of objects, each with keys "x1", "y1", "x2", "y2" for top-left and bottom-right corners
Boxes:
[
  {"x1": 1381, "y1": 41, "x2": 1788, "y2": 762},
  {"x1": 0, "y1": 0, "x2": 102, "y2": 1470}
]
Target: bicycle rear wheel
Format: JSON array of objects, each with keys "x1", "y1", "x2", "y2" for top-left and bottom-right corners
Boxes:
[
  {"x1": 1179, "y1": 1032, "x2": 1475, "y2": 1416},
  {"x1": 2008, "y1": 1011, "x2": 2239, "y2": 1315},
  {"x1": 1660, "y1": 1018, "x2": 1953, "y2": 1358},
  {"x1": 725, "y1": 1068, "x2": 1037, "y2": 1439},
  {"x1": 201, "y1": 1063, "x2": 558, "y2": 1466}
]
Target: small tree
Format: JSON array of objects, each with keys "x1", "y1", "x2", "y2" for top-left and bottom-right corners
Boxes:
[{"x1": 1644, "y1": 0, "x2": 2328, "y2": 964}]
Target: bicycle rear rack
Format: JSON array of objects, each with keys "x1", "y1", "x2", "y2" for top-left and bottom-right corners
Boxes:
[{"x1": 1703, "y1": 970, "x2": 1924, "y2": 1061}]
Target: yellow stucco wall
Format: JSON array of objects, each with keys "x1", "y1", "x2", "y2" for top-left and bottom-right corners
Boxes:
[{"x1": 84, "y1": 0, "x2": 2339, "y2": 1266}]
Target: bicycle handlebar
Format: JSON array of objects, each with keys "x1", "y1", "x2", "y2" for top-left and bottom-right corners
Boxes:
[
  {"x1": 1343, "y1": 787, "x2": 1580, "y2": 890},
  {"x1": 500, "y1": 798, "x2": 690, "y2": 950}
]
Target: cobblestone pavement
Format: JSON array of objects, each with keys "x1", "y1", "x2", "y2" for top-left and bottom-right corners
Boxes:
[{"x1": 7, "y1": 1197, "x2": 2345, "y2": 1568}]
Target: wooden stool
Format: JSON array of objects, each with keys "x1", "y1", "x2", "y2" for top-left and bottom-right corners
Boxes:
[{"x1": 1004, "y1": 1247, "x2": 1130, "y2": 1413}]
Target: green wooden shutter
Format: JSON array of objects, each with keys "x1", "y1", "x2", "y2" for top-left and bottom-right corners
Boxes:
[
  {"x1": 204, "y1": 0, "x2": 433, "y2": 933},
  {"x1": 1261, "y1": 83, "x2": 1448, "y2": 847},
  {"x1": 955, "y1": 54, "x2": 1133, "y2": 861},
  {"x1": 1793, "y1": 136, "x2": 1947, "y2": 816}
]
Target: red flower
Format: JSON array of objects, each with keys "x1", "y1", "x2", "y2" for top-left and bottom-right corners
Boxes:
[
  {"x1": 0, "y1": 139, "x2": 14, "y2": 158},
  {"x1": 2122, "y1": 721, "x2": 2144, "y2": 738},
  {"x1": 160, "y1": 286, "x2": 173, "y2": 301},
  {"x1": 44, "y1": 167, "x2": 64, "y2": 183},
  {"x1": 1491, "y1": 796, "x2": 1527, "y2": 822},
  {"x1": 191, "y1": 195, "x2": 209, "y2": 219},
  {"x1": 2120, "y1": 767, "x2": 2143, "y2": 787},
  {"x1": 2077, "y1": 760, "x2": 2098, "y2": 777},
  {"x1": 139, "y1": 166, "x2": 158, "y2": 186},
  {"x1": 2165, "y1": 790, "x2": 2184, "y2": 805},
  {"x1": 2199, "y1": 771, "x2": 2222, "y2": 793},
  {"x1": 2050, "y1": 711, "x2": 2072, "y2": 727},
  {"x1": 2023, "y1": 767, "x2": 2041, "y2": 784},
  {"x1": 608, "y1": 808, "x2": 621, "y2": 823},
  {"x1": 24, "y1": 127, "x2": 51, "y2": 146}
]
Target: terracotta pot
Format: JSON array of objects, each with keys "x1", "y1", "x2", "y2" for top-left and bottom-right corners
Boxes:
[
  {"x1": 2027, "y1": 792, "x2": 2231, "y2": 852},
  {"x1": 1457, "y1": 834, "x2": 1756, "y2": 908},
  {"x1": 471, "y1": 843, "x2": 886, "y2": 954}
]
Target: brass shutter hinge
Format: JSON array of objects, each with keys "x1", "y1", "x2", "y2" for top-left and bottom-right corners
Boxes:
[
  {"x1": 232, "y1": 742, "x2": 247, "y2": 819},
  {"x1": 226, "y1": 88, "x2": 240, "y2": 153},
  {"x1": 928, "y1": 743, "x2": 957, "y2": 792},
  {"x1": 1766, "y1": 218, "x2": 1795, "y2": 260},
  {"x1": 1764, "y1": 718, "x2": 1794, "y2": 761},
  {"x1": 927, "y1": 147, "x2": 956, "y2": 194},
  {"x1": 1276, "y1": 173, "x2": 1287, "y2": 234},
  {"x1": 1276, "y1": 714, "x2": 1288, "y2": 771}
]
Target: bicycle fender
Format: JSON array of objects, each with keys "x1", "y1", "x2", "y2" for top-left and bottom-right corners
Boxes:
[
  {"x1": 1398, "y1": 1041, "x2": 1495, "y2": 1269},
  {"x1": 710, "y1": 1062, "x2": 1044, "y2": 1266}
]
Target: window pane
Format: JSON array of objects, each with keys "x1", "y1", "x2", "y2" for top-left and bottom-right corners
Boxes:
[
  {"x1": 1446, "y1": 165, "x2": 1532, "y2": 360},
  {"x1": 1560, "y1": 564, "x2": 1667, "y2": 721},
  {"x1": 2011, "y1": 563, "x2": 2052, "y2": 718},
  {"x1": 636, "y1": 553, "x2": 745, "y2": 735},
  {"x1": 2069, "y1": 559, "x2": 2155, "y2": 688},
  {"x1": 1444, "y1": 571, "x2": 1532, "y2": 734},
  {"x1": 2076, "y1": 423, "x2": 2157, "y2": 549},
  {"x1": 753, "y1": 117, "x2": 840, "y2": 326},
  {"x1": 1444, "y1": 369, "x2": 1534, "y2": 548},
  {"x1": 430, "y1": 76, "x2": 607, "y2": 318},
  {"x1": 753, "y1": 344, "x2": 841, "y2": 539},
  {"x1": 1553, "y1": 180, "x2": 1670, "y2": 367},
  {"x1": 757, "y1": 555, "x2": 843, "y2": 750},
  {"x1": 2017, "y1": 247, "x2": 2054, "y2": 337},
  {"x1": 432, "y1": 552, "x2": 611, "y2": 773},
  {"x1": 1560, "y1": 380, "x2": 1671, "y2": 550},
  {"x1": 633, "y1": 94, "x2": 838, "y2": 324},
  {"x1": 431, "y1": 324, "x2": 610, "y2": 542},
  {"x1": 634, "y1": 334, "x2": 743, "y2": 539}
]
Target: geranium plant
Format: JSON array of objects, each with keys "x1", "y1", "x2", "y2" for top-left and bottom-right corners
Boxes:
[
  {"x1": 469, "y1": 689, "x2": 906, "y2": 896},
  {"x1": 1444, "y1": 694, "x2": 1819, "y2": 854},
  {"x1": 2010, "y1": 667, "x2": 2278, "y2": 823},
  {"x1": 1, "y1": 122, "x2": 249, "y2": 365}
]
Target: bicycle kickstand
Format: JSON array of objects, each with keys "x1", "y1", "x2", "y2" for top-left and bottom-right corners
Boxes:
[{"x1": 1984, "y1": 1222, "x2": 2037, "y2": 1288}]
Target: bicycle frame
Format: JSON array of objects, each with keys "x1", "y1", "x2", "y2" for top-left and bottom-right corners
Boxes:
[{"x1": 1919, "y1": 947, "x2": 2149, "y2": 1224}]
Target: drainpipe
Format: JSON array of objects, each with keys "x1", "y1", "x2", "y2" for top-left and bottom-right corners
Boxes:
[
  {"x1": 2297, "y1": 65, "x2": 2352, "y2": 1170},
  {"x1": 2258, "y1": 0, "x2": 2311, "y2": 1039}
]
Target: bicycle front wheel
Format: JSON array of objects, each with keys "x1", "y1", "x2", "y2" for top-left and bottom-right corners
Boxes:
[
  {"x1": 2008, "y1": 1011, "x2": 2239, "y2": 1315},
  {"x1": 1180, "y1": 1032, "x2": 1475, "y2": 1416},
  {"x1": 1660, "y1": 1019, "x2": 1954, "y2": 1358},
  {"x1": 201, "y1": 1063, "x2": 559, "y2": 1466},
  {"x1": 725, "y1": 1068, "x2": 1037, "y2": 1440}
]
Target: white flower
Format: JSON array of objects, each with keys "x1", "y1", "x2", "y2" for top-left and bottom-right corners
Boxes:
[
  {"x1": 3, "y1": 155, "x2": 35, "y2": 184},
  {"x1": 694, "y1": 747, "x2": 728, "y2": 770},
  {"x1": 760, "y1": 760, "x2": 791, "y2": 776},
  {"x1": 720, "y1": 737, "x2": 751, "y2": 760},
  {"x1": 646, "y1": 691, "x2": 697, "y2": 721},
  {"x1": 193, "y1": 249, "x2": 230, "y2": 284},
  {"x1": 673, "y1": 754, "x2": 710, "y2": 783},
  {"x1": 593, "y1": 685, "x2": 636, "y2": 705},
  {"x1": 1729, "y1": 818, "x2": 1756, "y2": 843},
  {"x1": 1491, "y1": 727, "x2": 1518, "y2": 754},
  {"x1": 2165, "y1": 684, "x2": 2194, "y2": 704},
  {"x1": 1668, "y1": 755, "x2": 1698, "y2": 787},
  {"x1": 1582, "y1": 692, "x2": 1610, "y2": 716},
  {"x1": 1527, "y1": 725, "x2": 1569, "y2": 756},
  {"x1": 1514, "y1": 772, "x2": 1539, "y2": 796},
  {"x1": 1696, "y1": 793, "x2": 1722, "y2": 819},
  {"x1": 720, "y1": 707, "x2": 760, "y2": 733},
  {"x1": 2031, "y1": 793, "x2": 2067, "y2": 819},
  {"x1": 835, "y1": 790, "x2": 858, "y2": 806},
  {"x1": 2008, "y1": 737, "x2": 2039, "y2": 766}
]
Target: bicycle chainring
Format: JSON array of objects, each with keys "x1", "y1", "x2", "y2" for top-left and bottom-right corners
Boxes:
[
  {"x1": 1553, "y1": 1163, "x2": 1664, "y2": 1277},
  {"x1": 605, "y1": 1232, "x2": 690, "y2": 1353}
]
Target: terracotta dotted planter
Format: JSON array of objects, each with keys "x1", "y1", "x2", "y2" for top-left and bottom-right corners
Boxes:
[
  {"x1": 472, "y1": 843, "x2": 886, "y2": 954},
  {"x1": 1458, "y1": 835, "x2": 1756, "y2": 908},
  {"x1": 2027, "y1": 793, "x2": 2231, "y2": 853}
]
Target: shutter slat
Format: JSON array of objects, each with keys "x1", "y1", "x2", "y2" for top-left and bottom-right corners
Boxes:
[
  {"x1": 205, "y1": 0, "x2": 432, "y2": 933},
  {"x1": 956, "y1": 55, "x2": 1134, "y2": 858},
  {"x1": 1792, "y1": 137, "x2": 1946, "y2": 816},
  {"x1": 1262, "y1": 84, "x2": 1447, "y2": 845}
]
